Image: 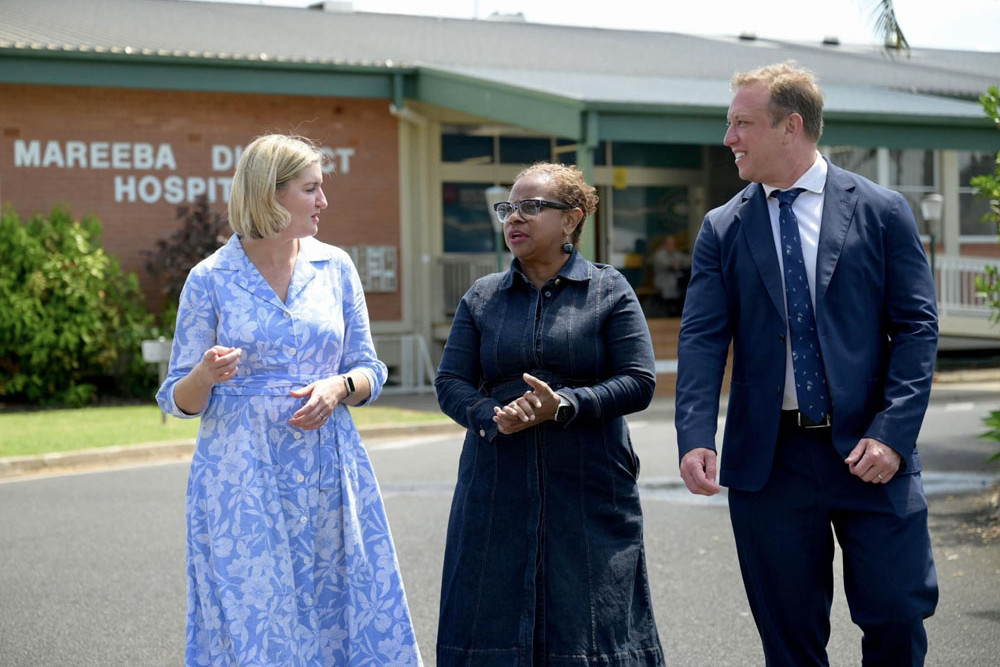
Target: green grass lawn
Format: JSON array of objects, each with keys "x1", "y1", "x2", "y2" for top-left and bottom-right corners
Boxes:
[{"x1": 0, "y1": 403, "x2": 449, "y2": 458}]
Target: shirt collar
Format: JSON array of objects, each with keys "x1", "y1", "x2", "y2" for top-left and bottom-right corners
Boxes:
[
  {"x1": 504, "y1": 250, "x2": 591, "y2": 288},
  {"x1": 763, "y1": 152, "x2": 827, "y2": 199}
]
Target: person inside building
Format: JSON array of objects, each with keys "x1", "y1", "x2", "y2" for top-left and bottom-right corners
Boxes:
[
  {"x1": 675, "y1": 62, "x2": 939, "y2": 665},
  {"x1": 156, "y1": 133, "x2": 422, "y2": 666},
  {"x1": 434, "y1": 162, "x2": 664, "y2": 666},
  {"x1": 650, "y1": 234, "x2": 691, "y2": 316}
]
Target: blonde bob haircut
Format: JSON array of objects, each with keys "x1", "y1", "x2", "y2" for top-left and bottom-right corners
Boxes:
[{"x1": 228, "y1": 134, "x2": 325, "y2": 239}]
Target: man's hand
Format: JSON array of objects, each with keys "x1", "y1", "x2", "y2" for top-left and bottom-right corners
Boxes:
[
  {"x1": 679, "y1": 447, "x2": 722, "y2": 496},
  {"x1": 845, "y1": 437, "x2": 902, "y2": 484}
]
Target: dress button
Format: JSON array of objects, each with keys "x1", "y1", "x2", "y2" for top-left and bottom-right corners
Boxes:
[
  {"x1": 304, "y1": 595, "x2": 314, "y2": 606},
  {"x1": 289, "y1": 348, "x2": 297, "y2": 356},
  {"x1": 555, "y1": 278, "x2": 561, "y2": 285},
  {"x1": 299, "y1": 515, "x2": 307, "y2": 524},
  {"x1": 544, "y1": 291, "x2": 552, "y2": 298},
  {"x1": 479, "y1": 428, "x2": 486, "y2": 437},
  {"x1": 296, "y1": 474, "x2": 305, "y2": 483}
]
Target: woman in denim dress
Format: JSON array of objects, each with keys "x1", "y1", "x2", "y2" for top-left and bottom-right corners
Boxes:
[{"x1": 435, "y1": 163, "x2": 664, "y2": 666}]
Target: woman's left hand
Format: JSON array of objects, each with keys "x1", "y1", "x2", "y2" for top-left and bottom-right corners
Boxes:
[
  {"x1": 492, "y1": 373, "x2": 560, "y2": 435},
  {"x1": 288, "y1": 378, "x2": 343, "y2": 430}
]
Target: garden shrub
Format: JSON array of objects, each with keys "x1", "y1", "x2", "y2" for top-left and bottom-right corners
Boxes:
[{"x1": 0, "y1": 205, "x2": 156, "y2": 405}]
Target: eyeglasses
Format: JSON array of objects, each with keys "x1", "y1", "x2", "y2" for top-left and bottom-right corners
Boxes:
[{"x1": 493, "y1": 199, "x2": 572, "y2": 223}]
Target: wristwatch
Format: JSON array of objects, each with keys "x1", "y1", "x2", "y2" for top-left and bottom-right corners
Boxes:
[
  {"x1": 343, "y1": 374, "x2": 356, "y2": 397},
  {"x1": 554, "y1": 393, "x2": 575, "y2": 423}
]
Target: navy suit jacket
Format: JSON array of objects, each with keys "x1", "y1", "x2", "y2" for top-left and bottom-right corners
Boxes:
[{"x1": 675, "y1": 160, "x2": 939, "y2": 492}]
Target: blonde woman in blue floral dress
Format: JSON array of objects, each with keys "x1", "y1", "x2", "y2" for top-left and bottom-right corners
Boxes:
[{"x1": 156, "y1": 134, "x2": 422, "y2": 666}]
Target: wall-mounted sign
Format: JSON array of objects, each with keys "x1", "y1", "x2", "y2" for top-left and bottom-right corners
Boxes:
[{"x1": 12, "y1": 139, "x2": 356, "y2": 206}]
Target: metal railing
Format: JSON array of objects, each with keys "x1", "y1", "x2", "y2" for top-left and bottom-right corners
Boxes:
[
  {"x1": 936, "y1": 255, "x2": 995, "y2": 319},
  {"x1": 373, "y1": 334, "x2": 437, "y2": 394},
  {"x1": 436, "y1": 253, "x2": 499, "y2": 317},
  {"x1": 431, "y1": 253, "x2": 998, "y2": 337}
]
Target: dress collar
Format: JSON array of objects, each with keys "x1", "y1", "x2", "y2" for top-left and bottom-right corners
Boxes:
[{"x1": 212, "y1": 233, "x2": 335, "y2": 270}]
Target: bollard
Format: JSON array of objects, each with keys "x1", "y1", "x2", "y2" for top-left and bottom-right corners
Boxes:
[{"x1": 141, "y1": 336, "x2": 172, "y2": 424}]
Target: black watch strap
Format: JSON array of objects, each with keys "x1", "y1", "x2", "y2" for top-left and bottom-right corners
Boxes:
[{"x1": 344, "y1": 375, "x2": 356, "y2": 396}]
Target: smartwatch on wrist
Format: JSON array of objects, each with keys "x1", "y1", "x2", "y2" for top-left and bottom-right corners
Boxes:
[
  {"x1": 554, "y1": 393, "x2": 575, "y2": 423},
  {"x1": 343, "y1": 374, "x2": 356, "y2": 397}
]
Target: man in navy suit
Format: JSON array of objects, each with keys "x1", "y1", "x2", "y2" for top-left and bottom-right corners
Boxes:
[{"x1": 675, "y1": 62, "x2": 939, "y2": 666}]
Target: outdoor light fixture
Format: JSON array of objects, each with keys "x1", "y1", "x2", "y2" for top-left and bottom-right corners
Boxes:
[
  {"x1": 485, "y1": 185, "x2": 509, "y2": 272},
  {"x1": 920, "y1": 193, "x2": 943, "y2": 280}
]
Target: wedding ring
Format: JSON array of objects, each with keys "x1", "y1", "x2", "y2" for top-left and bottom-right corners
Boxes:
[{"x1": 877, "y1": 473, "x2": 884, "y2": 480}]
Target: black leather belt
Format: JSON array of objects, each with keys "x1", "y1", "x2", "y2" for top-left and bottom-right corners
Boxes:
[{"x1": 781, "y1": 410, "x2": 832, "y2": 429}]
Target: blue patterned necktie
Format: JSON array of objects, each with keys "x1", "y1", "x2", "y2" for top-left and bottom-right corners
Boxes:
[{"x1": 773, "y1": 188, "x2": 831, "y2": 424}]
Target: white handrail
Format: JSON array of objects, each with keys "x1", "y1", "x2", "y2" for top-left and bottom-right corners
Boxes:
[
  {"x1": 436, "y1": 253, "x2": 499, "y2": 317},
  {"x1": 373, "y1": 334, "x2": 437, "y2": 395},
  {"x1": 936, "y1": 255, "x2": 995, "y2": 318}
]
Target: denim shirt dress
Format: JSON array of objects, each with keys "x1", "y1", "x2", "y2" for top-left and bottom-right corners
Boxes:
[{"x1": 434, "y1": 251, "x2": 664, "y2": 666}]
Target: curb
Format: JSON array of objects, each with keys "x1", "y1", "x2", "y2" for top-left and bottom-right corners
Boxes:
[
  {"x1": 0, "y1": 440, "x2": 196, "y2": 480},
  {"x1": 0, "y1": 421, "x2": 463, "y2": 481}
]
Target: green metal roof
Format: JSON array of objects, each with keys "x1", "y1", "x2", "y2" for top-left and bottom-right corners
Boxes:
[{"x1": 1, "y1": 0, "x2": 997, "y2": 150}]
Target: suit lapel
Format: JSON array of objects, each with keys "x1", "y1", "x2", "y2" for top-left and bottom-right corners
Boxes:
[
  {"x1": 740, "y1": 184, "x2": 786, "y2": 320},
  {"x1": 816, "y1": 164, "x2": 858, "y2": 306}
]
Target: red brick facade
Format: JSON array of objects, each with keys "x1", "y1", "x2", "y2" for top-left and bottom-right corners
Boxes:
[{"x1": 0, "y1": 83, "x2": 402, "y2": 320}]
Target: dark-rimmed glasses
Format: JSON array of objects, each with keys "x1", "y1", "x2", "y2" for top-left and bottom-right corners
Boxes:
[{"x1": 493, "y1": 199, "x2": 572, "y2": 223}]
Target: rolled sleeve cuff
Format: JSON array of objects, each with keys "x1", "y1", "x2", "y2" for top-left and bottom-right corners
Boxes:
[{"x1": 160, "y1": 382, "x2": 204, "y2": 419}]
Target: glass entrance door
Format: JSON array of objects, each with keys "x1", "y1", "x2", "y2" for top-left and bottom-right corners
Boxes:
[{"x1": 610, "y1": 185, "x2": 691, "y2": 318}]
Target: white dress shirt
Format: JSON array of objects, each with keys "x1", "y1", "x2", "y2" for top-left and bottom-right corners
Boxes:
[{"x1": 763, "y1": 153, "x2": 828, "y2": 411}]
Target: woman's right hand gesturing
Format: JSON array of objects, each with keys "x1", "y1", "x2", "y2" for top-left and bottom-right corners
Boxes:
[
  {"x1": 173, "y1": 346, "x2": 242, "y2": 416},
  {"x1": 196, "y1": 346, "x2": 242, "y2": 385}
]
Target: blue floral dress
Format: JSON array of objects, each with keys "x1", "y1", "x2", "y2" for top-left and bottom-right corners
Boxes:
[{"x1": 157, "y1": 235, "x2": 422, "y2": 666}]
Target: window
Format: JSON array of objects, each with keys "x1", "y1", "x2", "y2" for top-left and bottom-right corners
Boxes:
[
  {"x1": 610, "y1": 142, "x2": 702, "y2": 169},
  {"x1": 441, "y1": 130, "x2": 493, "y2": 164},
  {"x1": 959, "y1": 150, "x2": 997, "y2": 237},
  {"x1": 611, "y1": 185, "x2": 691, "y2": 317},
  {"x1": 888, "y1": 149, "x2": 937, "y2": 236},
  {"x1": 554, "y1": 139, "x2": 609, "y2": 166},
  {"x1": 442, "y1": 182, "x2": 500, "y2": 253},
  {"x1": 825, "y1": 147, "x2": 938, "y2": 235},
  {"x1": 498, "y1": 137, "x2": 551, "y2": 164},
  {"x1": 824, "y1": 147, "x2": 878, "y2": 181}
]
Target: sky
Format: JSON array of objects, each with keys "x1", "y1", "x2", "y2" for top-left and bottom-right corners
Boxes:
[{"x1": 194, "y1": 0, "x2": 1000, "y2": 51}]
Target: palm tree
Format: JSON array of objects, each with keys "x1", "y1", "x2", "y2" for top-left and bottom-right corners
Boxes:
[{"x1": 868, "y1": 0, "x2": 909, "y2": 50}]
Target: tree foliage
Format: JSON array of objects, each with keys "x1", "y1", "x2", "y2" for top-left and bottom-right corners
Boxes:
[
  {"x1": 867, "y1": 0, "x2": 909, "y2": 52},
  {"x1": 969, "y1": 86, "x2": 1000, "y2": 464},
  {"x1": 971, "y1": 86, "x2": 1000, "y2": 323},
  {"x1": 0, "y1": 205, "x2": 156, "y2": 405},
  {"x1": 144, "y1": 195, "x2": 229, "y2": 331}
]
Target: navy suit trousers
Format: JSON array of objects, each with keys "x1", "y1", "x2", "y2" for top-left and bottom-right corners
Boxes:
[{"x1": 728, "y1": 418, "x2": 939, "y2": 666}]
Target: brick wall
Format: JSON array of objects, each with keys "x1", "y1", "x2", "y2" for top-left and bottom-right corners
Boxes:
[{"x1": 0, "y1": 83, "x2": 402, "y2": 320}]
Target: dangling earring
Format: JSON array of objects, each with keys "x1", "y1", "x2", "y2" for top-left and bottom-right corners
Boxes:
[{"x1": 561, "y1": 240, "x2": 574, "y2": 254}]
